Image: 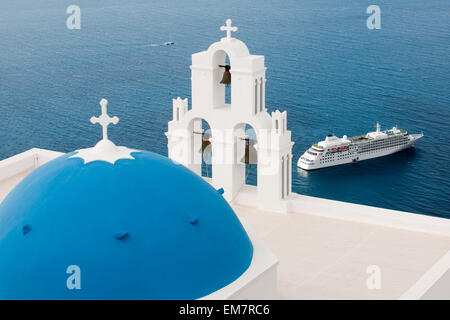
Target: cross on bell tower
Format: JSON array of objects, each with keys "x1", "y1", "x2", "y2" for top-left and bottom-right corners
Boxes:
[
  {"x1": 220, "y1": 19, "x2": 238, "y2": 40},
  {"x1": 90, "y1": 98, "x2": 119, "y2": 141}
]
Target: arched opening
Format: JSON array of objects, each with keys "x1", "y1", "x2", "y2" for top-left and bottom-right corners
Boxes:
[
  {"x1": 212, "y1": 50, "x2": 232, "y2": 107},
  {"x1": 189, "y1": 118, "x2": 213, "y2": 179},
  {"x1": 224, "y1": 55, "x2": 231, "y2": 105},
  {"x1": 234, "y1": 123, "x2": 258, "y2": 186}
]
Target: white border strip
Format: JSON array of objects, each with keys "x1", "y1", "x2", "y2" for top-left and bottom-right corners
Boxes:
[
  {"x1": 234, "y1": 184, "x2": 450, "y2": 237},
  {"x1": 400, "y1": 250, "x2": 450, "y2": 300}
]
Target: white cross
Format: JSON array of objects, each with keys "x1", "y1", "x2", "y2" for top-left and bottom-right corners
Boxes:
[
  {"x1": 90, "y1": 98, "x2": 119, "y2": 141},
  {"x1": 220, "y1": 19, "x2": 238, "y2": 40}
]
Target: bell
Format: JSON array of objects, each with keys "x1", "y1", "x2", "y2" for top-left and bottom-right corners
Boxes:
[
  {"x1": 194, "y1": 131, "x2": 211, "y2": 154},
  {"x1": 203, "y1": 149, "x2": 212, "y2": 166},
  {"x1": 198, "y1": 141, "x2": 212, "y2": 165},
  {"x1": 193, "y1": 130, "x2": 213, "y2": 176},
  {"x1": 199, "y1": 140, "x2": 211, "y2": 153},
  {"x1": 219, "y1": 65, "x2": 231, "y2": 85},
  {"x1": 220, "y1": 71, "x2": 231, "y2": 85},
  {"x1": 240, "y1": 144, "x2": 258, "y2": 164}
]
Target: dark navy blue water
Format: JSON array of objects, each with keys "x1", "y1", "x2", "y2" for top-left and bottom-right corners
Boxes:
[{"x1": 0, "y1": 0, "x2": 449, "y2": 217}]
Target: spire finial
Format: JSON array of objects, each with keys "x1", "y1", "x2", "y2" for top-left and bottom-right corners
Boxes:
[
  {"x1": 220, "y1": 19, "x2": 238, "y2": 40},
  {"x1": 90, "y1": 99, "x2": 119, "y2": 141}
]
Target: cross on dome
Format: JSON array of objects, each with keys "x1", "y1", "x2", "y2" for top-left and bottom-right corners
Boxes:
[
  {"x1": 70, "y1": 98, "x2": 138, "y2": 164},
  {"x1": 90, "y1": 98, "x2": 119, "y2": 141},
  {"x1": 220, "y1": 19, "x2": 238, "y2": 40}
]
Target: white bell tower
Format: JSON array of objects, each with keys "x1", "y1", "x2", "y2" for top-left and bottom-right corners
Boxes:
[
  {"x1": 191, "y1": 19, "x2": 267, "y2": 116},
  {"x1": 166, "y1": 19, "x2": 294, "y2": 212}
]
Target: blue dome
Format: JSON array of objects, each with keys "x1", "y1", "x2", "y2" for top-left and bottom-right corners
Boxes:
[{"x1": 0, "y1": 150, "x2": 253, "y2": 299}]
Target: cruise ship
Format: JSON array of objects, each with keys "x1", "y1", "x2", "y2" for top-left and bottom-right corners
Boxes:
[{"x1": 297, "y1": 123, "x2": 423, "y2": 170}]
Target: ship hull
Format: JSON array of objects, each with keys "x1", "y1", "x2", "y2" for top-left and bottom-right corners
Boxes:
[{"x1": 298, "y1": 133, "x2": 423, "y2": 171}]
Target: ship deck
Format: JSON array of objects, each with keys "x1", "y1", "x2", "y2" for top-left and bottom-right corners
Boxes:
[
  {"x1": 348, "y1": 135, "x2": 369, "y2": 143},
  {"x1": 348, "y1": 131, "x2": 408, "y2": 144}
]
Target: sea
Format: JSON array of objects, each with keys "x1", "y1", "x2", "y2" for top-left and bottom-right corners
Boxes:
[{"x1": 0, "y1": 0, "x2": 449, "y2": 218}]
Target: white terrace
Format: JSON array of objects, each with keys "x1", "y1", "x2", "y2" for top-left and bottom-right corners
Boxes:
[{"x1": 1, "y1": 148, "x2": 449, "y2": 299}]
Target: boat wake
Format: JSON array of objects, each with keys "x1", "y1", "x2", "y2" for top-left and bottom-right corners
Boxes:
[{"x1": 143, "y1": 41, "x2": 175, "y2": 47}]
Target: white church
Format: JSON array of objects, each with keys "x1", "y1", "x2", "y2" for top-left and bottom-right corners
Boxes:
[
  {"x1": 166, "y1": 19, "x2": 294, "y2": 212},
  {"x1": 0, "y1": 20, "x2": 448, "y2": 300}
]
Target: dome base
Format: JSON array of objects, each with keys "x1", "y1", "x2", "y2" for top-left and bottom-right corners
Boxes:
[{"x1": 70, "y1": 139, "x2": 138, "y2": 164}]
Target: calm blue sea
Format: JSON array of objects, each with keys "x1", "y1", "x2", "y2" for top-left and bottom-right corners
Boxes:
[{"x1": 0, "y1": 0, "x2": 449, "y2": 217}]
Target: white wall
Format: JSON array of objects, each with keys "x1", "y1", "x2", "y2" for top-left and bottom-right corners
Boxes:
[{"x1": 0, "y1": 148, "x2": 63, "y2": 182}]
